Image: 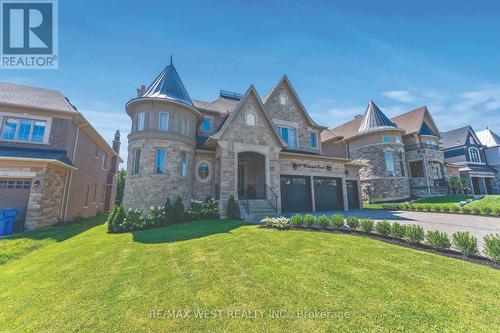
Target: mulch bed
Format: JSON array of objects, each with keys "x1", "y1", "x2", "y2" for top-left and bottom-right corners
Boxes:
[{"x1": 260, "y1": 225, "x2": 500, "y2": 270}]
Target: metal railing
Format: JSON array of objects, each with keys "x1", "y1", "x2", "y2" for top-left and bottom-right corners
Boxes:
[
  {"x1": 406, "y1": 143, "x2": 440, "y2": 151},
  {"x1": 239, "y1": 184, "x2": 279, "y2": 215},
  {"x1": 265, "y1": 184, "x2": 279, "y2": 215}
]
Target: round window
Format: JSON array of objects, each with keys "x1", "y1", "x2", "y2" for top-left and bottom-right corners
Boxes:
[{"x1": 198, "y1": 162, "x2": 210, "y2": 180}]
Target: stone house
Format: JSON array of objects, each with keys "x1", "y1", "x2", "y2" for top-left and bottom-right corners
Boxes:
[
  {"x1": 477, "y1": 128, "x2": 500, "y2": 194},
  {"x1": 123, "y1": 61, "x2": 363, "y2": 219},
  {"x1": 441, "y1": 126, "x2": 498, "y2": 195},
  {"x1": 0, "y1": 82, "x2": 120, "y2": 230},
  {"x1": 322, "y1": 103, "x2": 448, "y2": 203}
]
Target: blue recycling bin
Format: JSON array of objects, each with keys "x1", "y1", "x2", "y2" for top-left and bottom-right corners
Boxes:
[{"x1": 0, "y1": 209, "x2": 17, "y2": 236}]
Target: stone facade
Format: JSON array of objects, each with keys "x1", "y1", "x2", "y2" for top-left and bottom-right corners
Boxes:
[{"x1": 406, "y1": 148, "x2": 448, "y2": 197}]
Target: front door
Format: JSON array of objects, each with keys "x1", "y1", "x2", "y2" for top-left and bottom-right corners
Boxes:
[
  {"x1": 471, "y1": 177, "x2": 480, "y2": 195},
  {"x1": 346, "y1": 180, "x2": 360, "y2": 209},
  {"x1": 280, "y1": 175, "x2": 312, "y2": 213},
  {"x1": 313, "y1": 177, "x2": 343, "y2": 211},
  {"x1": 485, "y1": 178, "x2": 493, "y2": 195}
]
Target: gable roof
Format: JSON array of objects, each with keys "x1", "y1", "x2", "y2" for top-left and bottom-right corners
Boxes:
[
  {"x1": 320, "y1": 129, "x2": 343, "y2": 143},
  {"x1": 440, "y1": 126, "x2": 481, "y2": 149},
  {"x1": 358, "y1": 100, "x2": 396, "y2": 133},
  {"x1": 0, "y1": 82, "x2": 77, "y2": 113},
  {"x1": 0, "y1": 146, "x2": 75, "y2": 168},
  {"x1": 328, "y1": 116, "x2": 364, "y2": 141},
  {"x1": 141, "y1": 60, "x2": 193, "y2": 107},
  {"x1": 209, "y1": 86, "x2": 284, "y2": 147},
  {"x1": 263, "y1": 75, "x2": 326, "y2": 129},
  {"x1": 476, "y1": 128, "x2": 500, "y2": 148},
  {"x1": 391, "y1": 106, "x2": 440, "y2": 137}
]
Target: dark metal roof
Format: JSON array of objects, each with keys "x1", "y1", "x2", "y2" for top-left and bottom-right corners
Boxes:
[
  {"x1": 464, "y1": 163, "x2": 497, "y2": 173},
  {"x1": 0, "y1": 146, "x2": 74, "y2": 166},
  {"x1": 419, "y1": 121, "x2": 437, "y2": 136},
  {"x1": 142, "y1": 60, "x2": 193, "y2": 106},
  {"x1": 358, "y1": 101, "x2": 396, "y2": 133},
  {"x1": 219, "y1": 90, "x2": 243, "y2": 100}
]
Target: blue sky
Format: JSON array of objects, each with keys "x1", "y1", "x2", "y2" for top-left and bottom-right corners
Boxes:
[{"x1": 2, "y1": 0, "x2": 500, "y2": 161}]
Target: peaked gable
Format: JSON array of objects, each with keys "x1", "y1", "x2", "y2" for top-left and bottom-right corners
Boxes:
[
  {"x1": 210, "y1": 86, "x2": 284, "y2": 147},
  {"x1": 391, "y1": 106, "x2": 440, "y2": 137},
  {"x1": 263, "y1": 75, "x2": 325, "y2": 129}
]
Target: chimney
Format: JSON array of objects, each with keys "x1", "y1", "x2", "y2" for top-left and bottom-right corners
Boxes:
[
  {"x1": 113, "y1": 130, "x2": 121, "y2": 154},
  {"x1": 354, "y1": 114, "x2": 363, "y2": 119},
  {"x1": 136, "y1": 84, "x2": 146, "y2": 97}
]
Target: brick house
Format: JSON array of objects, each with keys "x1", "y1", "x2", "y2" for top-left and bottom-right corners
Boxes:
[
  {"x1": 123, "y1": 61, "x2": 363, "y2": 219},
  {"x1": 441, "y1": 126, "x2": 498, "y2": 195},
  {"x1": 0, "y1": 82, "x2": 120, "y2": 230},
  {"x1": 322, "y1": 103, "x2": 449, "y2": 203}
]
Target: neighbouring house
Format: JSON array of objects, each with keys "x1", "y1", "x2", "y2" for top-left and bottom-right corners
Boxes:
[
  {"x1": 476, "y1": 128, "x2": 500, "y2": 194},
  {"x1": 0, "y1": 82, "x2": 120, "y2": 230},
  {"x1": 122, "y1": 60, "x2": 363, "y2": 220},
  {"x1": 322, "y1": 103, "x2": 449, "y2": 203},
  {"x1": 441, "y1": 126, "x2": 497, "y2": 195}
]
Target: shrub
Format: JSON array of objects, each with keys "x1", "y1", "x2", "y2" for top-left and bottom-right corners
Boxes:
[
  {"x1": 452, "y1": 231, "x2": 478, "y2": 257},
  {"x1": 317, "y1": 215, "x2": 330, "y2": 228},
  {"x1": 330, "y1": 214, "x2": 345, "y2": 228},
  {"x1": 146, "y1": 206, "x2": 164, "y2": 227},
  {"x1": 303, "y1": 214, "x2": 315, "y2": 228},
  {"x1": 360, "y1": 219, "x2": 374, "y2": 233},
  {"x1": 227, "y1": 195, "x2": 239, "y2": 220},
  {"x1": 173, "y1": 197, "x2": 185, "y2": 223},
  {"x1": 441, "y1": 206, "x2": 450, "y2": 213},
  {"x1": 346, "y1": 216, "x2": 360, "y2": 230},
  {"x1": 186, "y1": 200, "x2": 204, "y2": 220},
  {"x1": 262, "y1": 217, "x2": 290, "y2": 230},
  {"x1": 426, "y1": 230, "x2": 451, "y2": 250},
  {"x1": 111, "y1": 205, "x2": 126, "y2": 232},
  {"x1": 404, "y1": 224, "x2": 425, "y2": 244},
  {"x1": 390, "y1": 222, "x2": 406, "y2": 239},
  {"x1": 375, "y1": 220, "x2": 391, "y2": 236},
  {"x1": 163, "y1": 198, "x2": 174, "y2": 225},
  {"x1": 461, "y1": 206, "x2": 471, "y2": 214},
  {"x1": 483, "y1": 234, "x2": 500, "y2": 264},
  {"x1": 481, "y1": 206, "x2": 493, "y2": 215},
  {"x1": 106, "y1": 205, "x2": 119, "y2": 233},
  {"x1": 408, "y1": 205, "x2": 416, "y2": 211},
  {"x1": 432, "y1": 206, "x2": 442, "y2": 213},
  {"x1": 494, "y1": 208, "x2": 500, "y2": 216},
  {"x1": 402, "y1": 203, "x2": 410, "y2": 211},
  {"x1": 186, "y1": 197, "x2": 220, "y2": 221},
  {"x1": 416, "y1": 205, "x2": 424, "y2": 212},
  {"x1": 450, "y1": 205, "x2": 460, "y2": 213},
  {"x1": 289, "y1": 214, "x2": 303, "y2": 227},
  {"x1": 424, "y1": 204, "x2": 432, "y2": 212},
  {"x1": 471, "y1": 207, "x2": 481, "y2": 215}
]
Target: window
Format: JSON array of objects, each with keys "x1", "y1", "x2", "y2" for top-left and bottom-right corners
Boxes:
[
  {"x1": 385, "y1": 150, "x2": 395, "y2": 176},
  {"x1": 409, "y1": 160, "x2": 424, "y2": 178},
  {"x1": 132, "y1": 149, "x2": 141, "y2": 175},
  {"x1": 137, "y1": 112, "x2": 145, "y2": 131},
  {"x1": 383, "y1": 135, "x2": 401, "y2": 143},
  {"x1": 469, "y1": 137, "x2": 474, "y2": 144},
  {"x1": 245, "y1": 113, "x2": 256, "y2": 126},
  {"x1": 84, "y1": 185, "x2": 90, "y2": 207},
  {"x1": 0, "y1": 179, "x2": 31, "y2": 189},
  {"x1": 159, "y1": 112, "x2": 169, "y2": 131},
  {"x1": 425, "y1": 140, "x2": 438, "y2": 148},
  {"x1": 278, "y1": 126, "x2": 297, "y2": 149},
  {"x1": 1, "y1": 118, "x2": 47, "y2": 143},
  {"x1": 182, "y1": 118, "x2": 189, "y2": 135},
  {"x1": 201, "y1": 118, "x2": 211, "y2": 131},
  {"x1": 310, "y1": 131, "x2": 318, "y2": 149},
  {"x1": 431, "y1": 164, "x2": 441, "y2": 179},
  {"x1": 102, "y1": 154, "x2": 108, "y2": 170},
  {"x1": 398, "y1": 152, "x2": 405, "y2": 177},
  {"x1": 279, "y1": 94, "x2": 287, "y2": 105},
  {"x1": 155, "y1": 148, "x2": 166, "y2": 174},
  {"x1": 181, "y1": 152, "x2": 187, "y2": 177},
  {"x1": 469, "y1": 147, "x2": 481, "y2": 162},
  {"x1": 197, "y1": 162, "x2": 210, "y2": 181}
]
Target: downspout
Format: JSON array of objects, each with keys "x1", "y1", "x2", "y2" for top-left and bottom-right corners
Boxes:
[{"x1": 63, "y1": 123, "x2": 81, "y2": 221}]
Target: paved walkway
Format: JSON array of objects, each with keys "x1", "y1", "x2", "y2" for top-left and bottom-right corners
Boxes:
[{"x1": 341, "y1": 209, "x2": 500, "y2": 251}]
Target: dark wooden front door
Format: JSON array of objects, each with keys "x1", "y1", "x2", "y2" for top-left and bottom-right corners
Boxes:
[
  {"x1": 346, "y1": 180, "x2": 360, "y2": 209},
  {"x1": 471, "y1": 177, "x2": 480, "y2": 195},
  {"x1": 280, "y1": 175, "x2": 312, "y2": 213}
]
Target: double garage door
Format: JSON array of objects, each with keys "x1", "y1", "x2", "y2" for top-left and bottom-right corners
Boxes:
[
  {"x1": 0, "y1": 179, "x2": 31, "y2": 223},
  {"x1": 280, "y1": 175, "x2": 346, "y2": 213}
]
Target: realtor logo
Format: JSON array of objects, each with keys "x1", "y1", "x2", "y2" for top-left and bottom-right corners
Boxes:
[{"x1": 1, "y1": 0, "x2": 58, "y2": 69}]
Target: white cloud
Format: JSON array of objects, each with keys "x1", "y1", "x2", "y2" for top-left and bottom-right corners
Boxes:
[{"x1": 382, "y1": 90, "x2": 416, "y2": 103}]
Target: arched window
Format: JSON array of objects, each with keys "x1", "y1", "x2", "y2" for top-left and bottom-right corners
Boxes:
[
  {"x1": 245, "y1": 113, "x2": 256, "y2": 126},
  {"x1": 279, "y1": 94, "x2": 287, "y2": 106},
  {"x1": 469, "y1": 147, "x2": 481, "y2": 162}
]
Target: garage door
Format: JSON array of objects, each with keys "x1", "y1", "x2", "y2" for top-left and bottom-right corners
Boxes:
[
  {"x1": 280, "y1": 175, "x2": 312, "y2": 213},
  {"x1": 346, "y1": 180, "x2": 360, "y2": 209},
  {"x1": 313, "y1": 177, "x2": 343, "y2": 212},
  {"x1": 0, "y1": 179, "x2": 31, "y2": 222}
]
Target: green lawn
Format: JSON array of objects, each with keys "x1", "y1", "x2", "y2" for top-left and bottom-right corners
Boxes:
[
  {"x1": 1, "y1": 218, "x2": 499, "y2": 332},
  {"x1": 364, "y1": 195, "x2": 487, "y2": 210},
  {"x1": 468, "y1": 195, "x2": 500, "y2": 210}
]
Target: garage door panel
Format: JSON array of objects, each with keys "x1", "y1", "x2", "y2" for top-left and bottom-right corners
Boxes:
[
  {"x1": 280, "y1": 175, "x2": 312, "y2": 213},
  {"x1": 346, "y1": 180, "x2": 360, "y2": 209},
  {"x1": 0, "y1": 179, "x2": 31, "y2": 222},
  {"x1": 314, "y1": 177, "x2": 343, "y2": 212}
]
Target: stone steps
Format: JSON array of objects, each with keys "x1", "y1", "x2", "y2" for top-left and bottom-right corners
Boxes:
[{"x1": 237, "y1": 199, "x2": 277, "y2": 222}]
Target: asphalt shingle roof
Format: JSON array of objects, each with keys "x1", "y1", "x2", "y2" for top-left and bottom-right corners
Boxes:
[
  {"x1": 0, "y1": 146, "x2": 73, "y2": 166},
  {"x1": 440, "y1": 126, "x2": 472, "y2": 149}
]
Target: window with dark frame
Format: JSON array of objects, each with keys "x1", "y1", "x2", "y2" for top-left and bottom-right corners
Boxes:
[{"x1": 409, "y1": 160, "x2": 424, "y2": 178}]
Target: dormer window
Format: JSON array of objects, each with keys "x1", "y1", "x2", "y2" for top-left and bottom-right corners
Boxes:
[
  {"x1": 469, "y1": 147, "x2": 481, "y2": 162},
  {"x1": 279, "y1": 94, "x2": 287, "y2": 106},
  {"x1": 245, "y1": 113, "x2": 256, "y2": 126}
]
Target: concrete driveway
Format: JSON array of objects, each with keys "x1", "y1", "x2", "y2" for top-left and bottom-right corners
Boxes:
[{"x1": 341, "y1": 209, "x2": 500, "y2": 252}]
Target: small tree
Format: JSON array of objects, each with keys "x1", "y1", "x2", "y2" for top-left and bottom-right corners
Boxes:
[
  {"x1": 448, "y1": 177, "x2": 459, "y2": 195},
  {"x1": 173, "y1": 197, "x2": 185, "y2": 223},
  {"x1": 459, "y1": 177, "x2": 470, "y2": 196},
  {"x1": 115, "y1": 169, "x2": 126, "y2": 205},
  {"x1": 163, "y1": 198, "x2": 174, "y2": 225}
]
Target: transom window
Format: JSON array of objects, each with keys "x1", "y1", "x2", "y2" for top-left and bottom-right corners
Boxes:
[
  {"x1": 310, "y1": 131, "x2": 318, "y2": 149},
  {"x1": 201, "y1": 118, "x2": 211, "y2": 132},
  {"x1": 385, "y1": 150, "x2": 395, "y2": 176},
  {"x1": 159, "y1": 112, "x2": 169, "y2": 131},
  {"x1": 155, "y1": 148, "x2": 166, "y2": 174},
  {"x1": 277, "y1": 126, "x2": 297, "y2": 149},
  {"x1": 137, "y1": 112, "x2": 145, "y2": 131},
  {"x1": 469, "y1": 147, "x2": 481, "y2": 163},
  {"x1": 383, "y1": 135, "x2": 401, "y2": 143},
  {"x1": 245, "y1": 113, "x2": 256, "y2": 126},
  {"x1": 1, "y1": 117, "x2": 46, "y2": 143}
]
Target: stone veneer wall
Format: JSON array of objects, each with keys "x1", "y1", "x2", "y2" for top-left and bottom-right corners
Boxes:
[
  {"x1": 123, "y1": 137, "x2": 195, "y2": 212},
  {"x1": 192, "y1": 151, "x2": 217, "y2": 200},
  {"x1": 406, "y1": 149, "x2": 448, "y2": 197}
]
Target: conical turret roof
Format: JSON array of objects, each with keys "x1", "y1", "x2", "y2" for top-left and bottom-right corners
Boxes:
[
  {"x1": 142, "y1": 58, "x2": 193, "y2": 106},
  {"x1": 358, "y1": 100, "x2": 396, "y2": 133}
]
